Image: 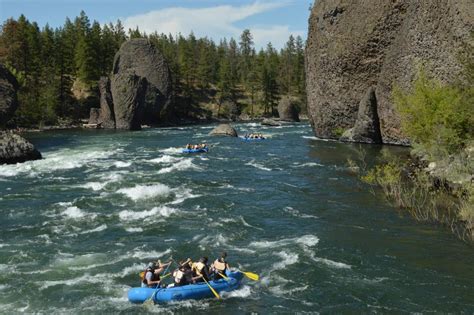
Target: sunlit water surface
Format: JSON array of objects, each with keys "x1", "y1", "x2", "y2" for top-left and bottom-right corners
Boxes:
[{"x1": 0, "y1": 123, "x2": 473, "y2": 314}]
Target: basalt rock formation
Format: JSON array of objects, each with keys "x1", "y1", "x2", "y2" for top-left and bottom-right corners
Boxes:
[
  {"x1": 209, "y1": 124, "x2": 238, "y2": 137},
  {"x1": 340, "y1": 86, "x2": 382, "y2": 144},
  {"x1": 89, "y1": 39, "x2": 172, "y2": 130},
  {"x1": 0, "y1": 64, "x2": 41, "y2": 164},
  {"x1": 306, "y1": 0, "x2": 474, "y2": 145},
  {"x1": 0, "y1": 131, "x2": 42, "y2": 164},
  {"x1": 278, "y1": 96, "x2": 300, "y2": 122}
]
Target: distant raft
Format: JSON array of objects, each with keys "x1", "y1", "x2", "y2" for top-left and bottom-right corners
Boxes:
[
  {"x1": 128, "y1": 271, "x2": 243, "y2": 304},
  {"x1": 240, "y1": 137, "x2": 266, "y2": 141},
  {"x1": 182, "y1": 147, "x2": 209, "y2": 153}
]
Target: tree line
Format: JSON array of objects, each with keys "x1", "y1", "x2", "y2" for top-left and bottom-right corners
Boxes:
[{"x1": 0, "y1": 11, "x2": 305, "y2": 127}]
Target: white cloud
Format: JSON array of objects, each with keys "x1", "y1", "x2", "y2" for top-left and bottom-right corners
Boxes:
[{"x1": 121, "y1": 1, "x2": 304, "y2": 49}]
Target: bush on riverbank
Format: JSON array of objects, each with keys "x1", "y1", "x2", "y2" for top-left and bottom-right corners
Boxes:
[{"x1": 353, "y1": 55, "x2": 474, "y2": 242}]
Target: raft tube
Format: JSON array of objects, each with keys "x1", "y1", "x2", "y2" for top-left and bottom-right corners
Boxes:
[
  {"x1": 128, "y1": 271, "x2": 243, "y2": 304},
  {"x1": 182, "y1": 147, "x2": 209, "y2": 153},
  {"x1": 240, "y1": 137, "x2": 265, "y2": 141}
]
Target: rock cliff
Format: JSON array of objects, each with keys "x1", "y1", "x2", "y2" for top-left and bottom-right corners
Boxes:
[
  {"x1": 0, "y1": 64, "x2": 42, "y2": 164},
  {"x1": 90, "y1": 39, "x2": 172, "y2": 130},
  {"x1": 306, "y1": 0, "x2": 474, "y2": 144}
]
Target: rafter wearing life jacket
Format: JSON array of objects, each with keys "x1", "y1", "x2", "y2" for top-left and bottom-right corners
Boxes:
[
  {"x1": 192, "y1": 257, "x2": 210, "y2": 282},
  {"x1": 211, "y1": 252, "x2": 230, "y2": 280}
]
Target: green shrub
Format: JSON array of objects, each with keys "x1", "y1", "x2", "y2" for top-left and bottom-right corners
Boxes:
[{"x1": 393, "y1": 70, "x2": 473, "y2": 158}]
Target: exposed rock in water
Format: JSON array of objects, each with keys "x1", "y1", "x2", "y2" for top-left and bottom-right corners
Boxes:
[
  {"x1": 0, "y1": 64, "x2": 19, "y2": 126},
  {"x1": 305, "y1": 0, "x2": 474, "y2": 145},
  {"x1": 340, "y1": 86, "x2": 382, "y2": 144},
  {"x1": 261, "y1": 118, "x2": 281, "y2": 126},
  {"x1": 112, "y1": 38, "x2": 172, "y2": 125},
  {"x1": 88, "y1": 108, "x2": 100, "y2": 125},
  {"x1": 0, "y1": 131, "x2": 42, "y2": 164},
  {"x1": 98, "y1": 77, "x2": 115, "y2": 128},
  {"x1": 111, "y1": 71, "x2": 148, "y2": 130},
  {"x1": 209, "y1": 124, "x2": 238, "y2": 137},
  {"x1": 0, "y1": 64, "x2": 41, "y2": 164},
  {"x1": 278, "y1": 96, "x2": 300, "y2": 122}
]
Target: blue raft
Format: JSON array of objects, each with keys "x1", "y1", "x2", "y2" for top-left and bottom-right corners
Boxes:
[
  {"x1": 128, "y1": 271, "x2": 243, "y2": 304},
  {"x1": 182, "y1": 147, "x2": 209, "y2": 153},
  {"x1": 240, "y1": 137, "x2": 265, "y2": 141}
]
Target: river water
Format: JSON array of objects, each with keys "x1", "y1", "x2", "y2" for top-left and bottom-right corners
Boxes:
[{"x1": 0, "y1": 123, "x2": 473, "y2": 314}]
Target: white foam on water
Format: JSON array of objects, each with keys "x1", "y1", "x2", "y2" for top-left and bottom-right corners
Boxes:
[
  {"x1": 157, "y1": 159, "x2": 200, "y2": 174},
  {"x1": 149, "y1": 155, "x2": 182, "y2": 164},
  {"x1": 270, "y1": 284, "x2": 309, "y2": 296},
  {"x1": 292, "y1": 162, "x2": 324, "y2": 168},
  {"x1": 114, "y1": 161, "x2": 132, "y2": 168},
  {"x1": 246, "y1": 160, "x2": 272, "y2": 172},
  {"x1": 130, "y1": 248, "x2": 171, "y2": 259},
  {"x1": 61, "y1": 206, "x2": 85, "y2": 219},
  {"x1": 82, "y1": 182, "x2": 107, "y2": 191},
  {"x1": 118, "y1": 263, "x2": 144, "y2": 278},
  {"x1": 0, "y1": 147, "x2": 118, "y2": 177},
  {"x1": 118, "y1": 205, "x2": 179, "y2": 221},
  {"x1": 312, "y1": 256, "x2": 351, "y2": 269},
  {"x1": 39, "y1": 272, "x2": 111, "y2": 289},
  {"x1": 283, "y1": 207, "x2": 318, "y2": 219},
  {"x1": 80, "y1": 224, "x2": 107, "y2": 234},
  {"x1": 250, "y1": 234, "x2": 319, "y2": 249},
  {"x1": 240, "y1": 216, "x2": 263, "y2": 230},
  {"x1": 222, "y1": 285, "x2": 252, "y2": 299},
  {"x1": 169, "y1": 187, "x2": 201, "y2": 204},
  {"x1": 160, "y1": 147, "x2": 183, "y2": 155},
  {"x1": 0, "y1": 284, "x2": 8, "y2": 291},
  {"x1": 272, "y1": 251, "x2": 299, "y2": 270},
  {"x1": 125, "y1": 227, "x2": 143, "y2": 233},
  {"x1": 117, "y1": 183, "x2": 171, "y2": 201}
]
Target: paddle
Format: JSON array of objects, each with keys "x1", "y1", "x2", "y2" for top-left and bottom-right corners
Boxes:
[
  {"x1": 217, "y1": 272, "x2": 229, "y2": 281},
  {"x1": 241, "y1": 271, "x2": 259, "y2": 281},
  {"x1": 202, "y1": 277, "x2": 220, "y2": 299},
  {"x1": 143, "y1": 260, "x2": 173, "y2": 305}
]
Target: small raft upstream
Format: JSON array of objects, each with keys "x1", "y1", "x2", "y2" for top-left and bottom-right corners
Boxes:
[
  {"x1": 128, "y1": 271, "x2": 243, "y2": 304},
  {"x1": 182, "y1": 147, "x2": 209, "y2": 153}
]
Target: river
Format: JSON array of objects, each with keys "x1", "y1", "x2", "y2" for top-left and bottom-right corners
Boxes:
[{"x1": 0, "y1": 122, "x2": 473, "y2": 314}]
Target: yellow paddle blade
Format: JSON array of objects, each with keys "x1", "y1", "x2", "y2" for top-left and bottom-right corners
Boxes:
[
  {"x1": 242, "y1": 271, "x2": 259, "y2": 281},
  {"x1": 218, "y1": 272, "x2": 230, "y2": 281},
  {"x1": 139, "y1": 271, "x2": 145, "y2": 279},
  {"x1": 203, "y1": 278, "x2": 220, "y2": 299}
]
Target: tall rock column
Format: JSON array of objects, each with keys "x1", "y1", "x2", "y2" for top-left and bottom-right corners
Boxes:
[{"x1": 305, "y1": 0, "x2": 473, "y2": 145}]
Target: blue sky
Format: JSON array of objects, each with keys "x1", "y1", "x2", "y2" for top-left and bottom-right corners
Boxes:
[{"x1": 0, "y1": 0, "x2": 312, "y2": 49}]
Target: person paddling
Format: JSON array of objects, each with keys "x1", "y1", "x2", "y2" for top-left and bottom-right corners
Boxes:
[
  {"x1": 141, "y1": 260, "x2": 171, "y2": 288},
  {"x1": 192, "y1": 257, "x2": 210, "y2": 282},
  {"x1": 211, "y1": 252, "x2": 230, "y2": 280}
]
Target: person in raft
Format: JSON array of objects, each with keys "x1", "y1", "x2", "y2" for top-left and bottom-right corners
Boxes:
[
  {"x1": 191, "y1": 257, "x2": 211, "y2": 282},
  {"x1": 211, "y1": 252, "x2": 230, "y2": 280},
  {"x1": 169, "y1": 258, "x2": 198, "y2": 287},
  {"x1": 141, "y1": 260, "x2": 172, "y2": 288}
]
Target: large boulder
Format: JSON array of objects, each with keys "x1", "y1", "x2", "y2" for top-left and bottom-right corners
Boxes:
[
  {"x1": 0, "y1": 64, "x2": 19, "y2": 126},
  {"x1": 111, "y1": 71, "x2": 148, "y2": 130},
  {"x1": 111, "y1": 38, "x2": 172, "y2": 125},
  {"x1": 340, "y1": 86, "x2": 382, "y2": 144},
  {"x1": 261, "y1": 118, "x2": 281, "y2": 126},
  {"x1": 0, "y1": 131, "x2": 42, "y2": 164},
  {"x1": 98, "y1": 77, "x2": 115, "y2": 128},
  {"x1": 88, "y1": 108, "x2": 100, "y2": 125},
  {"x1": 305, "y1": 0, "x2": 474, "y2": 145},
  {"x1": 278, "y1": 97, "x2": 300, "y2": 122},
  {"x1": 209, "y1": 124, "x2": 238, "y2": 137}
]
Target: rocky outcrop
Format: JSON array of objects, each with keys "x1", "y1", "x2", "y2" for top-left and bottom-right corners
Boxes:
[
  {"x1": 97, "y1": 77, "x2": 115, "y2": 128},
  {"x1": 112, "y1": 38, "x2": 172, "y2": 125},
  {"x1": 0, "y1": 64, "x2": 19, "y2": 126},
  {"x1": 340, "y1": 86, "x2": 382, "y2": 144},
  {"x1": 278, "y1": 97, "x2": 300, "y2": 122},
  {"x1": 0, "y1": 131, "x2": 42, "y2": 164},
  {"x1": 111, "y1": 71, "x2": 148, "y2": 130},
  {"x1": 306, "y1": 0, "x2": 474, "y2": 145},
  {"x1": 209, "y1": 124, "x2": 238, "y2": 137},
  {"x1": 261, "y1": 118, "x2": 281, "y2": 126},
  {"x1": 0, "y1": 65, "x2": 41, "y2": 164},
  {"x1": 88, "y1": 108, "x2": 100, "y2": 125},
  {"x1": 91, "y1": 39, "x2": 172, "y2": 130}
]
